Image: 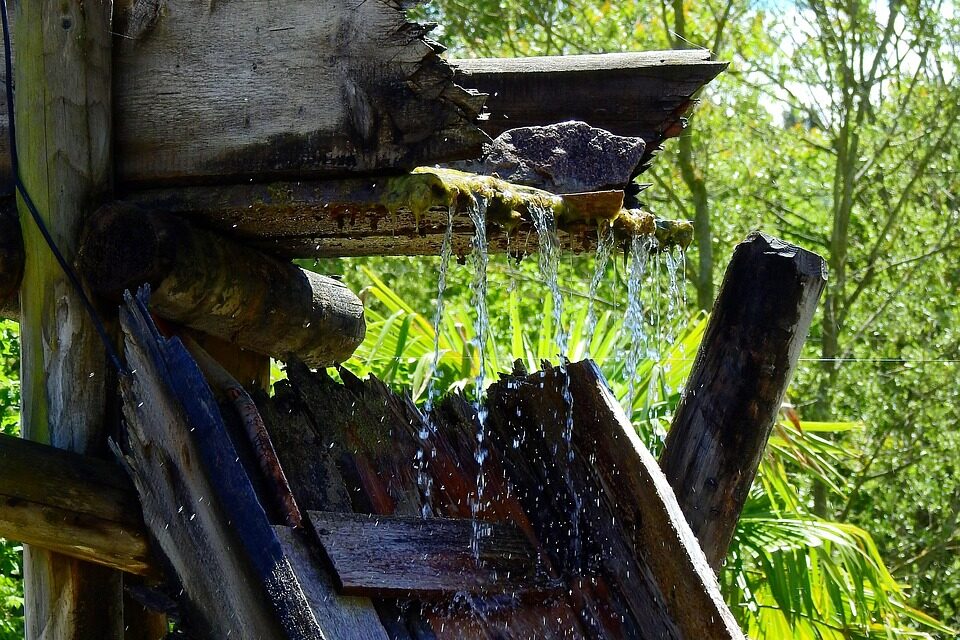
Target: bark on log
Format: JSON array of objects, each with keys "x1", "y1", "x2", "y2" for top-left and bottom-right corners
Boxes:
[
  {"x1": 14, "y1": 1, "x2": 126, "y2": 637},
  {"x1": 77, "y1": 204, "x2": 365, "y2": 367},
  {"x1": 120, "y1": 170, "x2": 691, "y2": 259},
  {"x1": 660, "y1": 233, "x2": 827, "y2": 569},
  {"x1": 452, "y1": 51, "x2": 727, "y2": 173},
  {"x1": 0, "y1": 433, "x2": 153, "y2": 576}
]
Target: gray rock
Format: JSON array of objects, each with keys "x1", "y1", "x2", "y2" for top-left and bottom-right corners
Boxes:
[{"x1": 457, "y1": 121, "x2": 646, "y2": 194}]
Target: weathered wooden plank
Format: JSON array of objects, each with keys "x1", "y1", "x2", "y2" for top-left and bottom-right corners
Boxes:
[
  {"x1": 110, "y1": 0, "x2": 487, "y2": 185},
  {"x1": 14, "y1": 0, "x2": 126, "y2": 637},
  {"x1": 0, "y1": 433, "x2": 153, "y2": 576},
  {"x1": 78, "y1": 204, "x2": 365, "y2": 366},
  {"x1": 452, "y1": 51, "x2": 728, "y2": 172},
  {"x1": 660, "y1": 233, "x2": 827, "y2": 569},
  {"x1": 120, "y1": 169, "x2": 691, "y2": 259},
  {"x1": 274, "y1": 526, "x2": 392, "y2": 640},
  {"x1": 117, "y1": 290, "x2": 324, "y2": 640},
  {"x1": 308, "y1": 511, "x2": 551, "y2": 598},
  {"x1": 486, "y1": 361, "x2": 746, "y2": 640}
]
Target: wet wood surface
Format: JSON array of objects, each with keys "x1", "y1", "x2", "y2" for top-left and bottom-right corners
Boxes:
[
  {"x1": 308, "y1": 511, "x2": 553, "y2": 598},
  {"x1": 660, "y1": 233, "x2": 827, "y2": 569}
]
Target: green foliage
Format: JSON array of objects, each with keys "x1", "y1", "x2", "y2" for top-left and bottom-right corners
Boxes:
[{"x1": 0, "y1": 320, "x2": 23, "y2": 639}]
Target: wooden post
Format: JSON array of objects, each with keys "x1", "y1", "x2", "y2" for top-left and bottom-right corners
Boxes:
[
  {"x1": 13, "y1": 1, "x2": 127, "y2": 638},
  {"x1": 659, "y1": 233, "x2": 827, "y2": 569},
  {"x1": 0, "y1": 199, "x2": 21, "y2": 320}
]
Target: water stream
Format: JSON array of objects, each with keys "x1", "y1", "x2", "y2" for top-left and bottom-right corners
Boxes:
[
  {"x1": 583, "y1": 223, "x2": 616, "y2": 355},
  {"x1": 416, "y1": 205, "x2": 456, "y2": 517},
  {"x1": 622, "y1": 234, "x2": 653, "y2": 419},
  {"x1": 468, "y1": 196, "x2": 491, "y2": 558}
]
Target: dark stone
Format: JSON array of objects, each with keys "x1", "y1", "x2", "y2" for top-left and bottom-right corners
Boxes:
[{"x1": 456, "y1": 121, "x2": 646, "y2": 194}]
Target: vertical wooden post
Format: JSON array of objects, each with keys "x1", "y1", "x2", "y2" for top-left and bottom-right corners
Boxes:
[
  {"x1": 13, "y1": 1, "x2": 125, "y2": 637},
  {"x1": 659, "y1": 233, "x2": 826, "y2": 570}
]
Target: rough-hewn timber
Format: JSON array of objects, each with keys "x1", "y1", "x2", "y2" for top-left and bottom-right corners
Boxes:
[
  {"x1": 117, "y1": 291, "x2": 324, "y2": 640},
  {"x1": 109, "y1": 0, "x2": 487, "y2": 185},
  {"x1": 0, "y1": 433, "x2": 153, "y2": 576},
  {"x1": 120, "y1": 170, "x2": 691, "y2": 259},
  {"x1": 14, "y1": 1, "x2": 126, "y2": 637},
  {"x1": 78, "y1": 204, "x2": 366, "y2": 366},
  {"x1": 308, "y1": 511, "x2": 553, "y2": 598},
  {"x1": 660, "y1": 233, "x2": 827, "y2": 569},
  {"x1": 452, "y1": 51, "x2": 728, "y2": 172}
]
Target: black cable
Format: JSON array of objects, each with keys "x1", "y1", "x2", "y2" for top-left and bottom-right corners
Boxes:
[{"x1": 1, "y1": 0, "x2": 128, "y2": 375}]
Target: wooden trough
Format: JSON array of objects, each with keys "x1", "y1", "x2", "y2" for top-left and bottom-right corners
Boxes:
[{"x1": 0, "y1": 1, "x2": 824, "y2": 639}]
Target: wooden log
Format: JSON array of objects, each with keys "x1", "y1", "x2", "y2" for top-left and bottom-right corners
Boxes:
[
  {"x1": 452, "y1": 51, "x2": 728, "y2": 172},
  {"x1": 308, "y1": 511, "x2": 552, "y2": 598},
  {"x1": 0, "y1": 200, "x2": 21, "y2": 320},
  {"x1": 14, "y1": 1, "x2": 127, "y2": 637},
  {"x1": 77, "y1": 204, "x2": 366, "y2": 367},
  {"x1": 660, "y1": 233, "x2": 827, "y2": 569},
  {"x1": 120, "y1": 169, "x2": 692, "y2": 259},
  {"x1": 0, "y1": 433, "x2": 153, "y2": 576},
  {"x1": 117, "y1": 289, "x2": 324, "y2": 640},
  {"x1": 109, "y1": 0, "x2": 487, "y2": 185},
  {"x1": 486, "y1": 361, "x2": 745, "y2": 640}
]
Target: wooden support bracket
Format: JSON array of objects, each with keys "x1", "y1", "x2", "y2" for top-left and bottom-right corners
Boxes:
[{"x1": 659, "y1": 232, "x2": 827, "y2": 569}]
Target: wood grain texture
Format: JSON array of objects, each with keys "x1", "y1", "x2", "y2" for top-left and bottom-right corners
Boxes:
[
  {"x1": 14, "y1": 1, "x2": 125, "y2": 637},
  {"x1": 117, "y1": 291, "x2": 324, "y2": 640},
  {"x1": 78, "y1": 204, "x2": 366, "y2": 366},
  {"x1": 111, "y1": 0, "x2": 487, "y2": 185},
  {"x1": 0, "y1": 433, "x2": 153, "y2": 576},
  {"x1": 274, "y1": 526, "x2": 391, "y2": 640},
  {"x1": 308, "y1": 511, "x2": 551, "y2": 598},
  {"x1": 452, "y1": 50, "x2": 727, "y2": 172},
  {"x1": 660, "y1": 233, "x2": 827, "y2": 569},
  {"x1": 486, "y1": 361, "x2": 745, "y2": 640}
]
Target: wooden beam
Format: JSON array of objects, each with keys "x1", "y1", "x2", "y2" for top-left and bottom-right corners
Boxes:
[
  {"x1": 117, "y1": 290, "x2": 324, "y2": 639},
  {"x1": 452, "y1": 51, "x2": 728, "y2": 172},
  {"x1": 14, "y1": 1, "x2": 127, "y2": 637},
  {"x1": 308, "y1": 511, "x2": 553, "y2": 598},
  {"x1": 121, "y1": 169, "x2": 692, "y2": 259},
  {"x1": 77, "y1": 204, "x2": 366, "y2": 367},
  {"x1": 659, "y1": 233, "x2": 826, "y2": 569},
  {"x1": 0, "y1": 433, "x2": 153, "y2": 576},
  {"x1": 486, "y1": 361, "x2": 745, "y2": 640}
]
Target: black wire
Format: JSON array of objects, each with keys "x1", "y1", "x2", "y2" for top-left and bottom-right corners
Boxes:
[{"x1": 1, "y1": 0, "x2": 128, "y2": 375}]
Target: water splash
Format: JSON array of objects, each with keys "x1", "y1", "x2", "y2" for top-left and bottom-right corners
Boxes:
[
  {"x1": 583, "y1": 223, "x2": 616, "y2": 354},
  {"x1": 416, "y1": 205, "x2": 455, "y2": 517},
  {"x1": 468, "y1": 196, "x2": 490, "y2": 559},
  {"x1": 623, "y1": 234, "x2": 653, "y2": 419}
]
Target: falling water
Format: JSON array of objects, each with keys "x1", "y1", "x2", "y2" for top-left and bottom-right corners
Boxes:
[
  {"x1": 416, "y1": 205, "x2": 455, "y2": 517},
  {"x1": 583, "y1": 223, "x2": 616, "y2": 354},
  {"x1": 529, "y1": 203, "x2": 582, "y2": 570},
  {"x1": 623, "y1": 234, "x2": 653, "y2": 419},
  {"x1": 468, "y1": 196, "x2": 491, "y2": 558}
]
